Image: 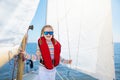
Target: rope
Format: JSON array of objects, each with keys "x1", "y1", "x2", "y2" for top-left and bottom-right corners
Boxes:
[
  {"x1": 75, "y1": 25, "x2": 81, "y2": 68},
  {"x1": 55, "y1": 0, "x2": 71, "y2": 78},
  {"x1": 55, "y1": 1, "x2": 78, "y2": 80},
  {"x1": 8, "y1": 51, "x2": 12, "y2": 65},
  {"x1": 63, "y1": 0, "x2": 72, "y2": 78},
  {"x1": 56, "y1": 70, "x2": 64, "y2": 80},
  {"x1": 56, "y1": 69, "x2": 70, "y2": 80},
  {"x1": 8, "y1": 50, "x2": 18, "y2": 80},
  {"x1": 64, "y1": 1, "x2": 71, "y2": 67},
  {"x1": 12, "y1": 55, "x2": 18, "y2": 80},
  {"x1": 56, "y1": 0, "x2": 60, "y2": 41}
]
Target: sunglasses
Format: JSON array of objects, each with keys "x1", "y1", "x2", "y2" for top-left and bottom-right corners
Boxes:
[{"x1": 44, "y1": 31, "x2": 53, "y2": 35}]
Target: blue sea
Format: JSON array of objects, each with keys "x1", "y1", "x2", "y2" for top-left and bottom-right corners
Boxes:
[
  {"x1": 114, "y1": 43, "x2": 120, "y2": 80},
  {"x1": 0, "y1": 43, "x2": 120, "y2": 80},
  {"x1": 0, "y1": 43, "x2": 39, "y2": 80}
]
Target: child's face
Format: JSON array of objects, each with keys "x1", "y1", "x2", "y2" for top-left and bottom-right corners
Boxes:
[{"x1": 43, "y1": 27, "x2": 53, "y2": 41}]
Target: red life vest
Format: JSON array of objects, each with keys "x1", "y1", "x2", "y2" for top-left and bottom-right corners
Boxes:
[{"x1": 38, "y1": 37, "x2": 61, "y2": 69}]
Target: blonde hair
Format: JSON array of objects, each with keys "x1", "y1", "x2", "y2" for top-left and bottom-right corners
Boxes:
[
  {"x1": 39, "y1": 25, "x2": 57, "y2": 44},
  {"x1": 40, "y1": 25, "x2": 53, "y2": 37}
]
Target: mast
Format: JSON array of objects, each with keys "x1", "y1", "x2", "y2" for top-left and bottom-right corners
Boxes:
[
  {"x1": 16, "y1": 33, "x2": 27, "y2": 80},
  {"x1": 17, "y1": 25, "x2": 33, "y2": 80}
]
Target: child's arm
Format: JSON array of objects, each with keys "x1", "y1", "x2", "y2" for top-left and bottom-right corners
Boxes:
[{"x1": 60, "y1": 57, "x2": 72, "y2": 64}]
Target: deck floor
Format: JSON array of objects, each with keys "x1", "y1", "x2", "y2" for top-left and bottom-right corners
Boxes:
[{"x1": 23, "y1": 65, "x2": 97, "y2": 80}]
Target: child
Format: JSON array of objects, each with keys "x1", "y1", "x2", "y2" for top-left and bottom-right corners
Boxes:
[{"x1": 37, "y1": 25, "x2": 72, "y2": 80}]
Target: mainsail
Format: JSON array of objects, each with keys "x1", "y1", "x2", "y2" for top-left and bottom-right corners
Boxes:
[
  {"x1": 0, "y1": 0, "x2": 39, "y2": 67},
  {"x1": 46, "y1": 0, "x2": 115, "y2": 80}
]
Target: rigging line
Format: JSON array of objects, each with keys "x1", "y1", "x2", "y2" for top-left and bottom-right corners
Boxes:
[
  {"x1": 12, "y1": 55, "x2": 18, "y2": 80},
  {"x1": 8, "y1": 50, "x2": 13, "y2": 79},
  {"x1": 45, "y1": 0, "x2": 48, "y2": 25},
  {"x1": 64, "y1": 0, "x2": 71, "y2": 67},
  {"x1": 56, "y1": 70, "x2": 64, "y2": 80},
  {"x1": 75, "y1": 24, "x2": 81, "y2": 69},
  {"x1": 63, "y1": 0, "x2": 71, "y2": 78},
  {"x1": 75, "y1": 1, "x2": 83, "y2": 68},
  {"x1": 56, "y1": 1, "x2": 71, "y2": 79},
  {"x1": 8, "y1": 50, "x2": 12, "y2": 65},
  {"x1": 56, "y1": 0, "x2": 60, "y2": 41},
  {"x1": 57, "y1": 69, "x2": 70, "y2": 80}
]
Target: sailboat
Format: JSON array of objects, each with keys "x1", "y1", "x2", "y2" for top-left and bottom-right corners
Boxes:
[{"x1": 0, "y1": 0, "x2": 115, "y2": 80}]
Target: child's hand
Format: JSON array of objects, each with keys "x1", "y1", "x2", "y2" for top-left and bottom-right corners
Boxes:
[
  {"x1": 19, "y1": 49, "x2": 26, "y2": 54},
  {"x1": 63, "y1": 59, "x2": 72, "y2": 64},
  {"x1": 68, "y1": 59, "x2": 72, "y2": 64}
]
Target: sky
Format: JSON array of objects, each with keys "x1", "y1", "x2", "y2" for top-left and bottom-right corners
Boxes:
[
  {"x1": 112, "y1": 0, "x2": 120, "y2": 42},
  {"x1": 28, "y1": 0, "x2": 120, "y2": 43},
  {"x1": 0, "y1": 0, "x2": 39, "y2": 46},
  {"x1": 28, "y1": 0, "x2": 47, "y2": 42}
]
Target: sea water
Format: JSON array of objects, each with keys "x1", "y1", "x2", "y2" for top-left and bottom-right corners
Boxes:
[
  {"x1": 0, "y1": 43, "x2": 39, "y2": 80},
  {"x1": 114, "y1": 43, "x2": 120, "y2": 80},
  {"x1": 0, "y1": 43, "x2": 120, "y2": 80}
]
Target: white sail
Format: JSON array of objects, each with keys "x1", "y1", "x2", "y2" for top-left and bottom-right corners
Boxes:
[
  {"x1": 46, "y1": 0, "x2": 115, "y2": 80},
  {"x1": 0, "y1": 0, "x2": 39, "y2": 67}
]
